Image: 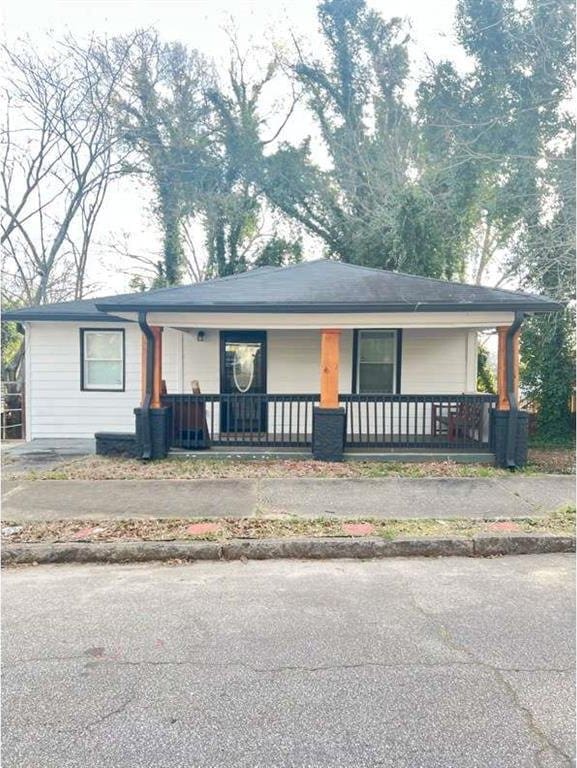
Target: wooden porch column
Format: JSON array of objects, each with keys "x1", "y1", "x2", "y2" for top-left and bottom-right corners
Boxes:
[
  {"x1": 141, "y1": 326, "x2": 163, "y2": 408},
  {"x1": 320, "y1": 329, "x2": 341, "y2": 408},
  {"x1": 496, "y1": 325, "x2": 520, "y2": 410}
]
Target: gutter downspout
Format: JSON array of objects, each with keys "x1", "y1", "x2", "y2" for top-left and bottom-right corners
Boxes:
[
  {"x1": 138, "y1": 311, "x2": 154, "y2": 460},
  {"x1": 505, "y1": 311, "x2": 525, "y2": 469}
]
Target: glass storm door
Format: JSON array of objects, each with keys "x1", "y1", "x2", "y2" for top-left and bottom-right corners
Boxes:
[{"x1": 220, "y1": 332, "x2": 267, "y2": 434}]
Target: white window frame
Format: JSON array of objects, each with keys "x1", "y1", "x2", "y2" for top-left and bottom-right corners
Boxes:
[
  {"x1": 80, "y1": 328, "x2": 125, "y2": 392},
  {"x1": 355, "y1": 329, "x2": 399, "y2": 394}
]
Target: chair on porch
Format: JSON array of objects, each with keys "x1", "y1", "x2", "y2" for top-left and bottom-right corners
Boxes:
[
  {"x1": 163, "y1": 380, "x2": 210, "y2": 450},
  {"x1": 432, "y1": 400, "x2": 483, "y2": 443}
]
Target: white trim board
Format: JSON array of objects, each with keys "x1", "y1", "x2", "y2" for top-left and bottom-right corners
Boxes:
[{"x1": 110, "y1": 310, "x2": 515, "y2": 330}]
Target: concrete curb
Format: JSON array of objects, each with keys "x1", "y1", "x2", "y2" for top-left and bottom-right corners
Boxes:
[{"x1": 2, "y1": 533, "x2": 574, "y2": 565}]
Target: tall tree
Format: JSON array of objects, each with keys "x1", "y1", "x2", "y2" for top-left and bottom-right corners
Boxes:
[
  {"x1": 1, "y1": 34, "x2": 132, "y2": 306},
  {"x1": 252, "y1": 0, "x2": 467, "y2": 277},
  {"x1": 520, "y1": 134, "x2": 575, "y2": 441},
  {"x1": 418, "y1": 0, "x2": 575, "y2": 285},
  {"x1": 204, "y1": 41, "x2": 302, "y2": 277},
  {"x1": 114, "y1": 32, "x2": 301, "y2": 285},
  {"x1": 419, "y1": 0, "x2": 575, "y2": 438},
  {"x1": 114, "y1": 31, "x2": 215, "y2": 286}
]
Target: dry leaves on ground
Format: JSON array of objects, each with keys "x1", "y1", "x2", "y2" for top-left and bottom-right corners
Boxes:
[{"x1": 2, "y1": 507, "x2": 574, "y2": 545}]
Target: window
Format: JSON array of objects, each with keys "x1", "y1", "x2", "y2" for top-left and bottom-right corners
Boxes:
[
  {"x1": 356, "y1": 330, "x2": 398, "y2": 393},
  {"x1": 81, "y1": 329, "x2": 124, "y2": 391}
]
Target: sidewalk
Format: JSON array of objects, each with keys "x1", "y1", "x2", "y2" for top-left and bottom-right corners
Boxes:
[{"x1": 2, "y1": 476, "x2": 574, "y2": 522}]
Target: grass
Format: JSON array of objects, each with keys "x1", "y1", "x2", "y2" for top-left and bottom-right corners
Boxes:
[
  {"x1": 2, "y1": 506, "x2": 575, "y2": 545},
  {"x1": 8, "y1": 444, "x2": 574, "y2": 481}
]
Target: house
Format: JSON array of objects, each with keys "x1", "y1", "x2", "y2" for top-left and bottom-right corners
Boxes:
[{"x1": 2, "y1": 259, "x2": 561, "y2": 466}]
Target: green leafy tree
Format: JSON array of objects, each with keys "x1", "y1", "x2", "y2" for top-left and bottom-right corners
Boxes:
[
  {"x1": 522, "y1": 312, "x2": 575, "y2": 442},
  {"x1": 202, "y1": 44, "x2": 303, "y2": 277},
  {"x1": 419, "y1": 0, "x2": 575, "y2": 436},
  {"x1": 114, "y1": 32, "x2": 215, "y2": 285},
  {"x1": 115, "y1": 33, "x2": 300, "y2": 283},
  {"x1": 253, "y1": 0, "x2": 468, "y2": 277},
  {"x1": 520, "y1": 136, "x2": 575, "y2": 441},
  {"x1": 477, "y1": 344, "x2": 496, "y2": 394},
  {"x1": 1, "y1": 315, "x2": 23, "y2": 381},
  {"x1": 252, "y1": 236, "x2": 303, "y2": 268},
  {"x1": 418, "y1": 0, "x2": 575, "y2": 285}
]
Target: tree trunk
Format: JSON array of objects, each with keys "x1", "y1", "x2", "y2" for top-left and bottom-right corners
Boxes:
[{"x1": 160, "y1": 191, "x2": 183, "y2": 285}]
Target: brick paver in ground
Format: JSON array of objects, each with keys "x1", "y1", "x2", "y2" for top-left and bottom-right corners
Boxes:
[
  {"x1": 486, "y1": 520, "x2": 523, "y2": 532},
  {"x1": 342, "y1": 522, "x2": 376, "y2": 536},
  {"x1": 187, "y1": 522, "x2": 221, "y2": 536}
]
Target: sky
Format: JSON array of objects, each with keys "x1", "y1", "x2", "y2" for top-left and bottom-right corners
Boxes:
[{"x1": 2, "y1": 0, "x2": 467, "y2": 295}]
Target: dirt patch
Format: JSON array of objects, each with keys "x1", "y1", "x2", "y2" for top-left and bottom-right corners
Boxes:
[{"x1": 527, "y1": 448, "x2": 576, "y2": 474}]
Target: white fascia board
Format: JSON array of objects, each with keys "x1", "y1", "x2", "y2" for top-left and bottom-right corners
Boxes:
[{"x1": 116, "y1": 310, "x2": 517, "y2": 330}]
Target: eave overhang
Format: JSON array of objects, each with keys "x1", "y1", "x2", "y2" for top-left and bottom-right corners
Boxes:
[{"x1": 94, "y1": 300, "x2": 563, "y2": 314}]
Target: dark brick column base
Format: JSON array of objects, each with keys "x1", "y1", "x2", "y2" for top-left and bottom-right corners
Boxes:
[
  {"x1": 491, "y1": 409, "x2": 529, "y2": 468},
  {"x1": 95, "y1": 432, "x2": 137, "y2": 457},
  {"x1": 134, "y1": 407, "x2": 171, "y2": 460},
  {"x1": 312, "y1": 407, "x2": 346, "y2": 462}
]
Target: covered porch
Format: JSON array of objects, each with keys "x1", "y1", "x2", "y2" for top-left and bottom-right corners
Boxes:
[{"x1": 135, "y1": 322, "x2": 516, "y2": 461}]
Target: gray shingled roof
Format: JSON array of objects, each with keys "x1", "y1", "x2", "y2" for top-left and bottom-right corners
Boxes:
[
  {"x1": 1, "y1": 294, "x2": 133, "y2": 322},
  {"x1": 2, "y1": 260, "x2": 561, "y2": 321}
]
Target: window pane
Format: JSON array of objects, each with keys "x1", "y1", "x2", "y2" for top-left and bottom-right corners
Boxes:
[
  {"x1": 85, "y1": 332, "x2": 122, "y2": 360},
  {"x1": 359, "y1": 332, "x2": 395, "y2": 363},
  {"x1": 359, "y1": 363, "x2": 394, "y2": 393},
  {"x1": 85, "y1": 361, "x2": 122, "y2": 387}
]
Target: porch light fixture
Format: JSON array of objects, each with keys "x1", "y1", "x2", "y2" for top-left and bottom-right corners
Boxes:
[{"x1": 197, "y1": 331, "x2": 206, "y2": 342}]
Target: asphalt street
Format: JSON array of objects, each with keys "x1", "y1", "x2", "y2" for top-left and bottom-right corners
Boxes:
[{"x1": 2, "y1": 555, "x2": 575, "y2": 768}]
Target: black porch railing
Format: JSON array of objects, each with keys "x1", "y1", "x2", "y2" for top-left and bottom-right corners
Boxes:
[
  {"x1": 161, "y1": 393, "x2": 319, "y2": 449},
  {"x1": 161, "y1": 393, "x2": 497, "y2": 452},
  {"x1": 341, "y1": 393, "x2": 497, "y2": 450}
]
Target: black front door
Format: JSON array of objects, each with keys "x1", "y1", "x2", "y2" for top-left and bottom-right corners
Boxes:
[{"x1": 220, "y1": 331, "x2": 267, "y2": 434}]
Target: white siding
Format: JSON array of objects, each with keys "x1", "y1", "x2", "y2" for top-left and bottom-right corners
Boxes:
[
  {"x1": 25, "y1": 321, "x2": 479, "y2": 440},
  {"x1": 180, "y1": 329, "x2": 220, "y2": 392},
  {"x1": 268, "y1": 330, "x2": 355, "y2": 393},
  {"x1": 466, "y1": 330, "x2": 478, "y2": 393},
  {"x1": 401, "y1": 328, "x2": 476, "y2": 394},
  {"x1": 27, "y1": 321, "x2": 141, "y2": 439}
]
